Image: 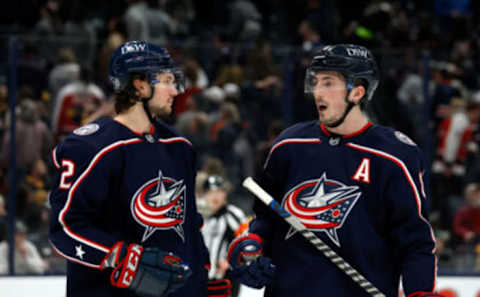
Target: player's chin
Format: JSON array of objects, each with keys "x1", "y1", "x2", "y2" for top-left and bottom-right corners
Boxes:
[
  {"x1": 154, "y1": 106, "x2": 172, "y2": 118},
  {"x1": 319, "y1": 116, "x2": 337, "y2": 127},
  {"x1": 317, "y1": 112, "x2": 328, "y2": 122}
]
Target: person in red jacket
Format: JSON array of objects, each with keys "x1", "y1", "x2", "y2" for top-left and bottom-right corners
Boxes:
[{"x1": 453, "y1": 183, "x2": 480, "y2": 243}]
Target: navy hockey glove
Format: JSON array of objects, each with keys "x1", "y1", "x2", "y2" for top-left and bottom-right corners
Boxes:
[
  {"x1": 208, "y1": 279, "x2": 232, "y2": 297},
  {"x1": 227, "y1": 233, "x2": 276, "y2": 289},
  {"x1": 101, "y1": 242, "x2": 192, "y2": 297}
]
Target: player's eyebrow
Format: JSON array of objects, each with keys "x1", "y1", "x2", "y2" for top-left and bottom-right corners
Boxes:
[{"x1": 319, "y1": 76, "x2": 335, "y2": 81}]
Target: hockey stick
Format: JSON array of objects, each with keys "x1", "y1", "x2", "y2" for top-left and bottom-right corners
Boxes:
[{"x1": 242, "y1": 177, "x2": 386, "y2": 297}]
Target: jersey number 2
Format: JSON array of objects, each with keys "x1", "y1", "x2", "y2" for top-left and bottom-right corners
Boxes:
[{"x1": 59, "y1": 160, "x2": 75, "y2": 190}]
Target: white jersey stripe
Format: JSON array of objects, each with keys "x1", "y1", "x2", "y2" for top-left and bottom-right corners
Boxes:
[
  {"x1": 52, "y1": 147, "x2": 60, "y2": 169},
  {"x1": 158, "y1": 137, "x2": 192, "y2": 146},
  {"x1": 265, "y1": 138, "x2": 321, "y2": 169}
]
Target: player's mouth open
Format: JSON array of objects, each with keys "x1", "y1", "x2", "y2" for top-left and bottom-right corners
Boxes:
[{"x1": 318, "y1": 104, "x2": 327, "y2": 111}]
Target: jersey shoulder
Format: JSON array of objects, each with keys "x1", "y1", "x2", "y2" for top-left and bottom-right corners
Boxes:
[
  {"x1": 54, "y1": 117, "x2": 137, "y2": 166},
  {"x1": 365, "y1": 125, "x2": 423, "y2": 163},
  {"x1": 155, "y1": 119, "x2": 180, "y2": 138},
  {"x1": 275, "y1": 121, "x2": 319, "y2": 143}
]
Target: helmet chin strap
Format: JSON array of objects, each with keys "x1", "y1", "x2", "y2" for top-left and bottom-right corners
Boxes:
[
  {"x1": 326, "y1": 99, "x2": 355, "y2": 128},
  {"x1": 325, "y1": 82, "x2": 356, "y2": 128}
]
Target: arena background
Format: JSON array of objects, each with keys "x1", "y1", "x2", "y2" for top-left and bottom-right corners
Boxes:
[{"x1": 0, "y1": 0, "x2": 479, "y2": 296}]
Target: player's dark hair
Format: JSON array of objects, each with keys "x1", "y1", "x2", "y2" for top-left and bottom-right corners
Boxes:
[{"x1": 114, "y1": 73, "x2": 147, "y2": 114}]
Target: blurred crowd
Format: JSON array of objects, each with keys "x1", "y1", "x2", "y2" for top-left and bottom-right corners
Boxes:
[{"x1": 0, "y1": 0, "x2": 480, "y2": 275}]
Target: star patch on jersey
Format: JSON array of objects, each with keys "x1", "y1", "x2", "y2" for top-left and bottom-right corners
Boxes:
[
  {"x1": 282, "y1": 173, "x2": 361, "y2": 246},
  {"x1": 130, "y1": 170, "x2": 186, "y2": 242},
  {"x1": 73, "y1": 123, "x2": 100, "y2": 136},
  {"x1": 75, "y1": 245, "x2": 85, "y2": 259},
  {"x1": 394, "y1": 131, "x2": 416, "y2": 146}
]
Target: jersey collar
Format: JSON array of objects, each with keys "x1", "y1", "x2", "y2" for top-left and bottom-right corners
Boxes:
[
  {"x1": 320, "y1": 121, "x2": 372, "y2": 138},
  {"x1": 113, "y1": 119, "x2": 156, "y2": 140}
]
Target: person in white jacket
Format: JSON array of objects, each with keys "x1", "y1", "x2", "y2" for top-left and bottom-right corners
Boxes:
[{"x1": 0, "y1": 220, "x2": 47, "y2": 274}]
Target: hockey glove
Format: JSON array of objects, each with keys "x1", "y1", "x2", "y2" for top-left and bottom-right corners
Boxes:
[
  {"x1": 208, "y1": 279, "x2": 232, "y2": 297},
  {"x1": 101, "y1": 242, "x2": 192, "y2": 297},
  {"x1": 227, "y1": 233, "x2": 276, "y2": 289}
]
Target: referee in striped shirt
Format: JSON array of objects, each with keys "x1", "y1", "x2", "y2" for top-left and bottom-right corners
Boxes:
[{"x1": 200, "y1": 175, "x2": 249, "y2": 296}]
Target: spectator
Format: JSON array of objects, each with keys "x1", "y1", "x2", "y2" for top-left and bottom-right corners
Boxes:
[
  {"x1": 210, "y1": 102, "x2": 243, "y2": 183},
  {"x1": 17, "y1": 159, "x2": 50, "y2": 232},
  {"x1": 1, "y1": 99, "x2": 53, "y2": 173},
  {"x1": 48, "y1": 48, "x2": 81, "y2": 98},
  {"x1": 434, "y1": 230, "x2": 454, "y2": 269},
  {"x1": 431, "y1": 97, "x2": 480, "y2": 212},
  {"x1": 453, "y1": 183, "x2": 480, "y2": 244},
  {"x1": 0, "y1": 220, "x2": 47, "y2": 274},
  {"x1": 223, "y1": 0, "x2": 262, "y2": 42},
  {"x1": 145, "y1": 0, "x2": 175, "y2": 46},
  {"x1": 0, "y1": 79, "x2": 7, "y2": 144},
  {"x1": 124, "y1": 0, "x2": 175, "y2": 46},
  {"x1": 51, "y1": 67, "x2": 106, "y2": 143},
  {"x1": 123, "y1": 0, "x2": 149, "y2": 41},
  {"x1": 0, "y1": 195, "x2": 6, "y2": 241},
  {"x1": 28, "y1": 202, "x2": 67, "y2": 274},
  {"x1": 95, "y1": 31, "x2": 125, "y2": 90}
]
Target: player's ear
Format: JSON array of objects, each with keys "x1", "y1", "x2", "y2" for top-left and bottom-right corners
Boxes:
[
  {"x1": 349, "y1": 85, "x2": 365, "y2": 104},
  {"x1": 132, "y1": 79, "x2": 147, "y2": 97}
]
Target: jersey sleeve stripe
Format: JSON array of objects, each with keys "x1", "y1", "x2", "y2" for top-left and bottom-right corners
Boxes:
[
  {"x1": 419, "y1": 171, "x2": 426, "y2": 199},
  {"x1": 52, "y1": 147, "x2": 60, "y2": 169},
  {"x1": 49, "y1": 240, "x2": 100, "y2": 269},
  {"x1": 158, "y1": 137, "x2": 192, "y2": 146},
  {"x1": 346, "y1": 143, "x2": 436, "y2": 250},
  {"x1": 58, "y1": 138, "x2": 143, "y2": 254},
  {"x1": 265, "y1": 138, "x2": 322, "y2": 169}
]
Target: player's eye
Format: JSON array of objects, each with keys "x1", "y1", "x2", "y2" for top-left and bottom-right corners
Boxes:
[
  {"x1": 321, "y1": 81, "x2": 332, "y2": 88},
  {"x1": 308, "y1": 76, "x2": 318, "y2": 87}
]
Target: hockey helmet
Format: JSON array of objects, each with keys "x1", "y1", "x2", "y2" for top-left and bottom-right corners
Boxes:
[
  {"x1": 203, "y1": 175, "x2": 228, "y2": 192},
  {"x1": 305, "y1": 44, "x2": 379, "y2": 101},
  {"x1": 109, "y1": 41, "x2": 184, "y2": 93}
]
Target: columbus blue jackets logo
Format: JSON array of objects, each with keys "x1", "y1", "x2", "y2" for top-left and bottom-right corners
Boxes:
[
  {"x1": 282, "y1": 173, "x2": 361, "y2": 246},
  {"x1": 131, "y1": 170, "x2": 186, "y2": 242}
]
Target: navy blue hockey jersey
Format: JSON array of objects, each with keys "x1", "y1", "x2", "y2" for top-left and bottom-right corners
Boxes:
[
  {"x1": 49, "y1": 117, "x2": 209, "y2": 297},
  {"x1": 250, "y1": 121, "x2": 437, "y2": 297}
]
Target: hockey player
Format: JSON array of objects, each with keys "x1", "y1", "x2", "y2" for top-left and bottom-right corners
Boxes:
[
  {"x1": 228, "y1": 44, "x2": 442, "y2": 297},
  {"x1": 49, "y1": 41, "x2": 211, "y2": 297}
]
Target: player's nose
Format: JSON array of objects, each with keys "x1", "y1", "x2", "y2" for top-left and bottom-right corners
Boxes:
[{"x1": 171, "y1": 86, "x2": 179, "y2": 96}]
